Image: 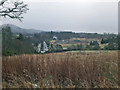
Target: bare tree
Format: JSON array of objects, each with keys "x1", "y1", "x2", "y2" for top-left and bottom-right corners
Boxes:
[{"x1": 0, "y1": 0, "x2": 29, "y2": 21}]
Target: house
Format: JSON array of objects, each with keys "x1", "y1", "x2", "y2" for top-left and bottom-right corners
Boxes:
[
  {"x1": 36, "y1": 43, "x2": 41, "y2": 53},
  {"x1": 53, "y1": 36, "x2": 57, "y2": 40},
  {"x1": 36, "y1": 41, "x2": 48, "y2": 53},
  {"x1": 43, "y1": 41, "x2": 48, "y2": 52}
]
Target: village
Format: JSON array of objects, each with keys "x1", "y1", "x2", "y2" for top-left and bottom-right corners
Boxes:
[{"x1": 36, "y1": 36, "x2": 58, "y2": 53}]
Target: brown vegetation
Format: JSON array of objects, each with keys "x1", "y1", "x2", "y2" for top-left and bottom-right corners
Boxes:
[{"x1": 2, "y1": 51, "x2": 118, "y2": 88}]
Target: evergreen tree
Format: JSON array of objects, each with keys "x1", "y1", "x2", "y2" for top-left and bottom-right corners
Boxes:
[{"x1": 17, "y1": 34, "x2": 24, "y2": 40}]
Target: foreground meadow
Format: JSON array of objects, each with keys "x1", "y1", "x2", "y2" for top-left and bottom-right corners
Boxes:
[{"x1": 2, "y1": 51, "x2": 118, "y2": 88}]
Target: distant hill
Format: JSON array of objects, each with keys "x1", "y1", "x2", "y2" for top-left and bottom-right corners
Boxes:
[{"x1": 1, "y1": 24, "x2": 44, "y2": 34}]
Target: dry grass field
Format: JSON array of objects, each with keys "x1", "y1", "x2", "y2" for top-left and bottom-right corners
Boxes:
[{"x1": 2, "y1": 51, "x2": 118, "y2": 88}]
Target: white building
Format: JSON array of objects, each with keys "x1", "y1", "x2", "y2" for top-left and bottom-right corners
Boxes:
[
  {"x1": 43, "y1": 41, "x2": 48, "y2": 52},
  {"x1": 36, "y1": 41, "x2": 48, "y2": 53},
  {"x1": 53, "y1": 36, "x2": 57, "y2": 40},
  {"x1": 37, "y1": 43, "x2": 41, "y2": 53}
]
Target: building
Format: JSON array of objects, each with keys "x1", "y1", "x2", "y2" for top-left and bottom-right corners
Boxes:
[
  {"x1": 36, "y1": 43, "x2": 41, "y2": 53},
  {"x1": 36, "y1": 41, "x2": 48, "y2": 53},
  {"x1": 43, "y1": 41, "x2": 48, "y2": 52},
  {"x1": 53, "y1": 36, "x2": 57, "y2": 40}
]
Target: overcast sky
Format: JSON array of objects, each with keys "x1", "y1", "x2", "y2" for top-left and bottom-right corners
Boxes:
[{"x1": 2, "y1": 0, "x2": 118, "y2": 34}]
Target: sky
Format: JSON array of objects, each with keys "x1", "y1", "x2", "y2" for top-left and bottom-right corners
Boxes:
[{"x1": 2, "y1": 0, "x2": 119, "y2": 34}]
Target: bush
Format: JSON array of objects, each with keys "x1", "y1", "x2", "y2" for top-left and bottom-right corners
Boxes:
[
  {"x1": 53, "y1": 44, "x2": 63, "y2": 52},
  {"x1": 3, "y1": 50, "x2": 16, "y2": 56}
]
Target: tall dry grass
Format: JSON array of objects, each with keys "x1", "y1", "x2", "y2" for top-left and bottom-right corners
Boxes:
[{"x1": 2, "y1": 51, "x2": 118, "y2": 88}]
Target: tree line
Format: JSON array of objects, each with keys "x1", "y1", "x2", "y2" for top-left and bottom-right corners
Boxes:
[{"x1": 2, "y1": 26, "x2": 119, "y2": 56}]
